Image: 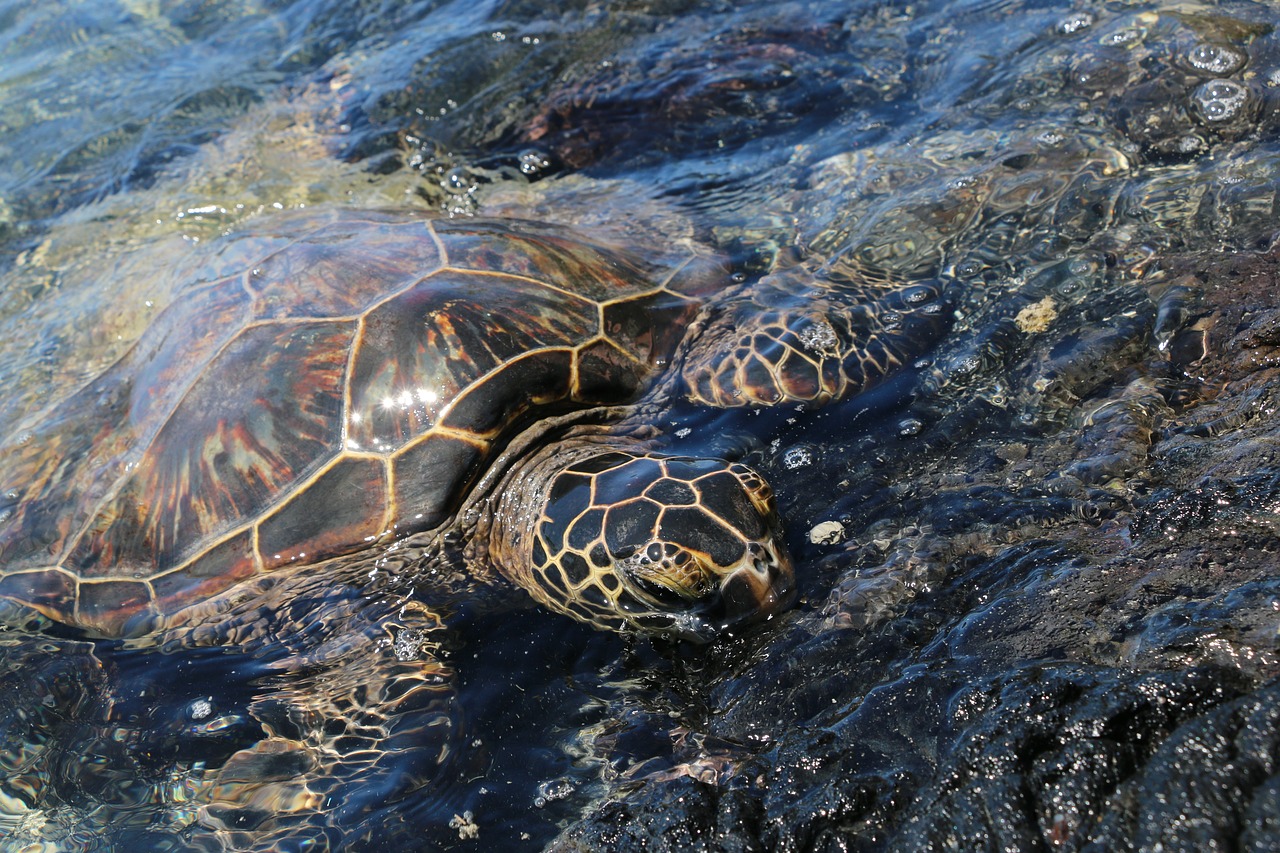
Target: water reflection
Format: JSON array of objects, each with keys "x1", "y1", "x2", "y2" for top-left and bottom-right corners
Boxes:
[{"x1": 1, "y1": 0, "x2": 1278, "y2": 849}]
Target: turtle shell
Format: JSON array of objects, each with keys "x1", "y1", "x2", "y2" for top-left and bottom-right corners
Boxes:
[{"x1": 0, "y1": 209, "x2": 723, "y2": 635}]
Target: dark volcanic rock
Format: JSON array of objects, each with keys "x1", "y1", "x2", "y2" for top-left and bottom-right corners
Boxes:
[
  {"x1": 558, "y1": 666, "x2": 1280, "y2": 852},
  {"x1": 550, "y1": 174, "x2": 1280, "y2": 853},
  {"x1": 896, "y1": 667, "x2": 1277, "y2": 853}
]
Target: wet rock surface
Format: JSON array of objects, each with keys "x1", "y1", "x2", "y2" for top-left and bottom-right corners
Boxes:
[
  {"x1": 549, "y1": 244, "x2": 1280, "y2": 853},
  {"x1": 554, "y1": 668, "x2": 1279, "y2": 853},
  {"x1": 1, "y1": 0, "x2": 1278, "y2": 849}
]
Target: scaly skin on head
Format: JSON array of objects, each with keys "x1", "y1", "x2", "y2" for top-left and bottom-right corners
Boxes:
[{"x1": 484, "y1": 432, "x2": 794, "y2": 641}]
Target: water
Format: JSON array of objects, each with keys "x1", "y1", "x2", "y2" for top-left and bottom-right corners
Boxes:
[{"x1": 2, "y1": 0, "x2": 1279, "y2": 850}]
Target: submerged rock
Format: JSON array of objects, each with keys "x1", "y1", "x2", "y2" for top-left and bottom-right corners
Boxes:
[
  {"x1": 551, "y1": 221, "x2": 1280, "y2": 853},
  {"x1": 2, "y1": 0, "x2": 1278, "y2": 849}
]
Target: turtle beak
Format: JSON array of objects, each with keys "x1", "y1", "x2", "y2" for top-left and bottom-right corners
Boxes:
[
  {"x1": 719, "y1": 548, "x2": 795, "y2": 623},
  {"x1": 710, "y1": 538, "x2": 796, "y2": 632}
]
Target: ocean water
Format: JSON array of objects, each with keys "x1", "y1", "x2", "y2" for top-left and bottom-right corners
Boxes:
[{"x1": 1, "y1": 0, "x2": 1277, "y2": 849}]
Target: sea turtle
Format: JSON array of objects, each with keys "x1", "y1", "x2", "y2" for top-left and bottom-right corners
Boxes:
[{"x1": 0, "y1": 205, "x2": 947, "y2": 845}]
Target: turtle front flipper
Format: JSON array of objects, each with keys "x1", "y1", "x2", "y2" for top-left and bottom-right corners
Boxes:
[
  {"x1": 681, "y1": 269, "x2": 950, "y2": 407},
  {"x1": 489, "y1": 442, "x2": 795, "y2": 642}
]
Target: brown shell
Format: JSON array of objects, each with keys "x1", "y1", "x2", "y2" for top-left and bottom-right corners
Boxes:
[{"x1": 0, "y1": 209, "x2": 724, "y2": 634}]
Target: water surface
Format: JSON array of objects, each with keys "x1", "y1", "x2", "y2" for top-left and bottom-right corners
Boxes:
[{"x1": 1, "y1": 0, "x2": 1278, "y2": 849}]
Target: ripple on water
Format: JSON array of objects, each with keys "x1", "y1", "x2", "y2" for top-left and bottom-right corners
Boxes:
[{"x1": 4, "y1": 0, "x2": 1280, "y2": 849}]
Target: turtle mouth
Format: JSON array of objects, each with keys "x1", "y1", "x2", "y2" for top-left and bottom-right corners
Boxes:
[{"x1": 619, "y1": 540, "x2": 796, "y2": 642}]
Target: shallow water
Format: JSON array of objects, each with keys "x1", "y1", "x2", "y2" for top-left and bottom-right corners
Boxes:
[{"x1": 1, "y1": 0, "x2": 1278, "y2": 850}]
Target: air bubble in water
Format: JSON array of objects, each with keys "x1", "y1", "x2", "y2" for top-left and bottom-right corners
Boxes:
[
  {"x1": 444, "y1": 167, "x2": 476, "y2": 191},
  {"x1": 518, "y1": 150, "x2": 550, "y2": 176},
  {"x1": 1067, "y1": 256, "x2": 1095, "y2": 276},
  {"x1": 1191, "y1": 79, "x2": 1249, "y2": 124},
  {"x1": 1186, "y1": 43, "x2": 1246, "y2": 76},
  {"x1": 1056, "y1": 13, "x2": 1093, "y2": 35},
  {"x1": 782, "y1": 446, "x2": 814, "y2": 469},
  {"x1": 534, "y1": 778, "x2": 575, "y2": 807},
  {"x1": 394, "y1": 628, "x2": 427, "y2": 661},
  {"x1": 1173, "y1": 135, "x2": 1206, "y2": 154},
  {"x1": 1102, "y1": 27, "x2": 1144, "y2": 47},
  {"x1": 898, "y1": 417, "x2": 924, "y2": 437},
  {"x1": 950, "y1": 352, "x2": 982, "y2": 376},
  {"x1": 797, "y1": 319, "x2": 838, "y2": 354}
]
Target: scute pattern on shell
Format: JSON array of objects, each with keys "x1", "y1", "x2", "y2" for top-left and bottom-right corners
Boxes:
[{"x1": 0, "y1": 209, "x2": 721, "y2": 634}]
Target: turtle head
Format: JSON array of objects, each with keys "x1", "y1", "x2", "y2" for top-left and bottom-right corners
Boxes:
[{"x1": 519, "y1": 451, "x2": 795, "y2": 641}]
